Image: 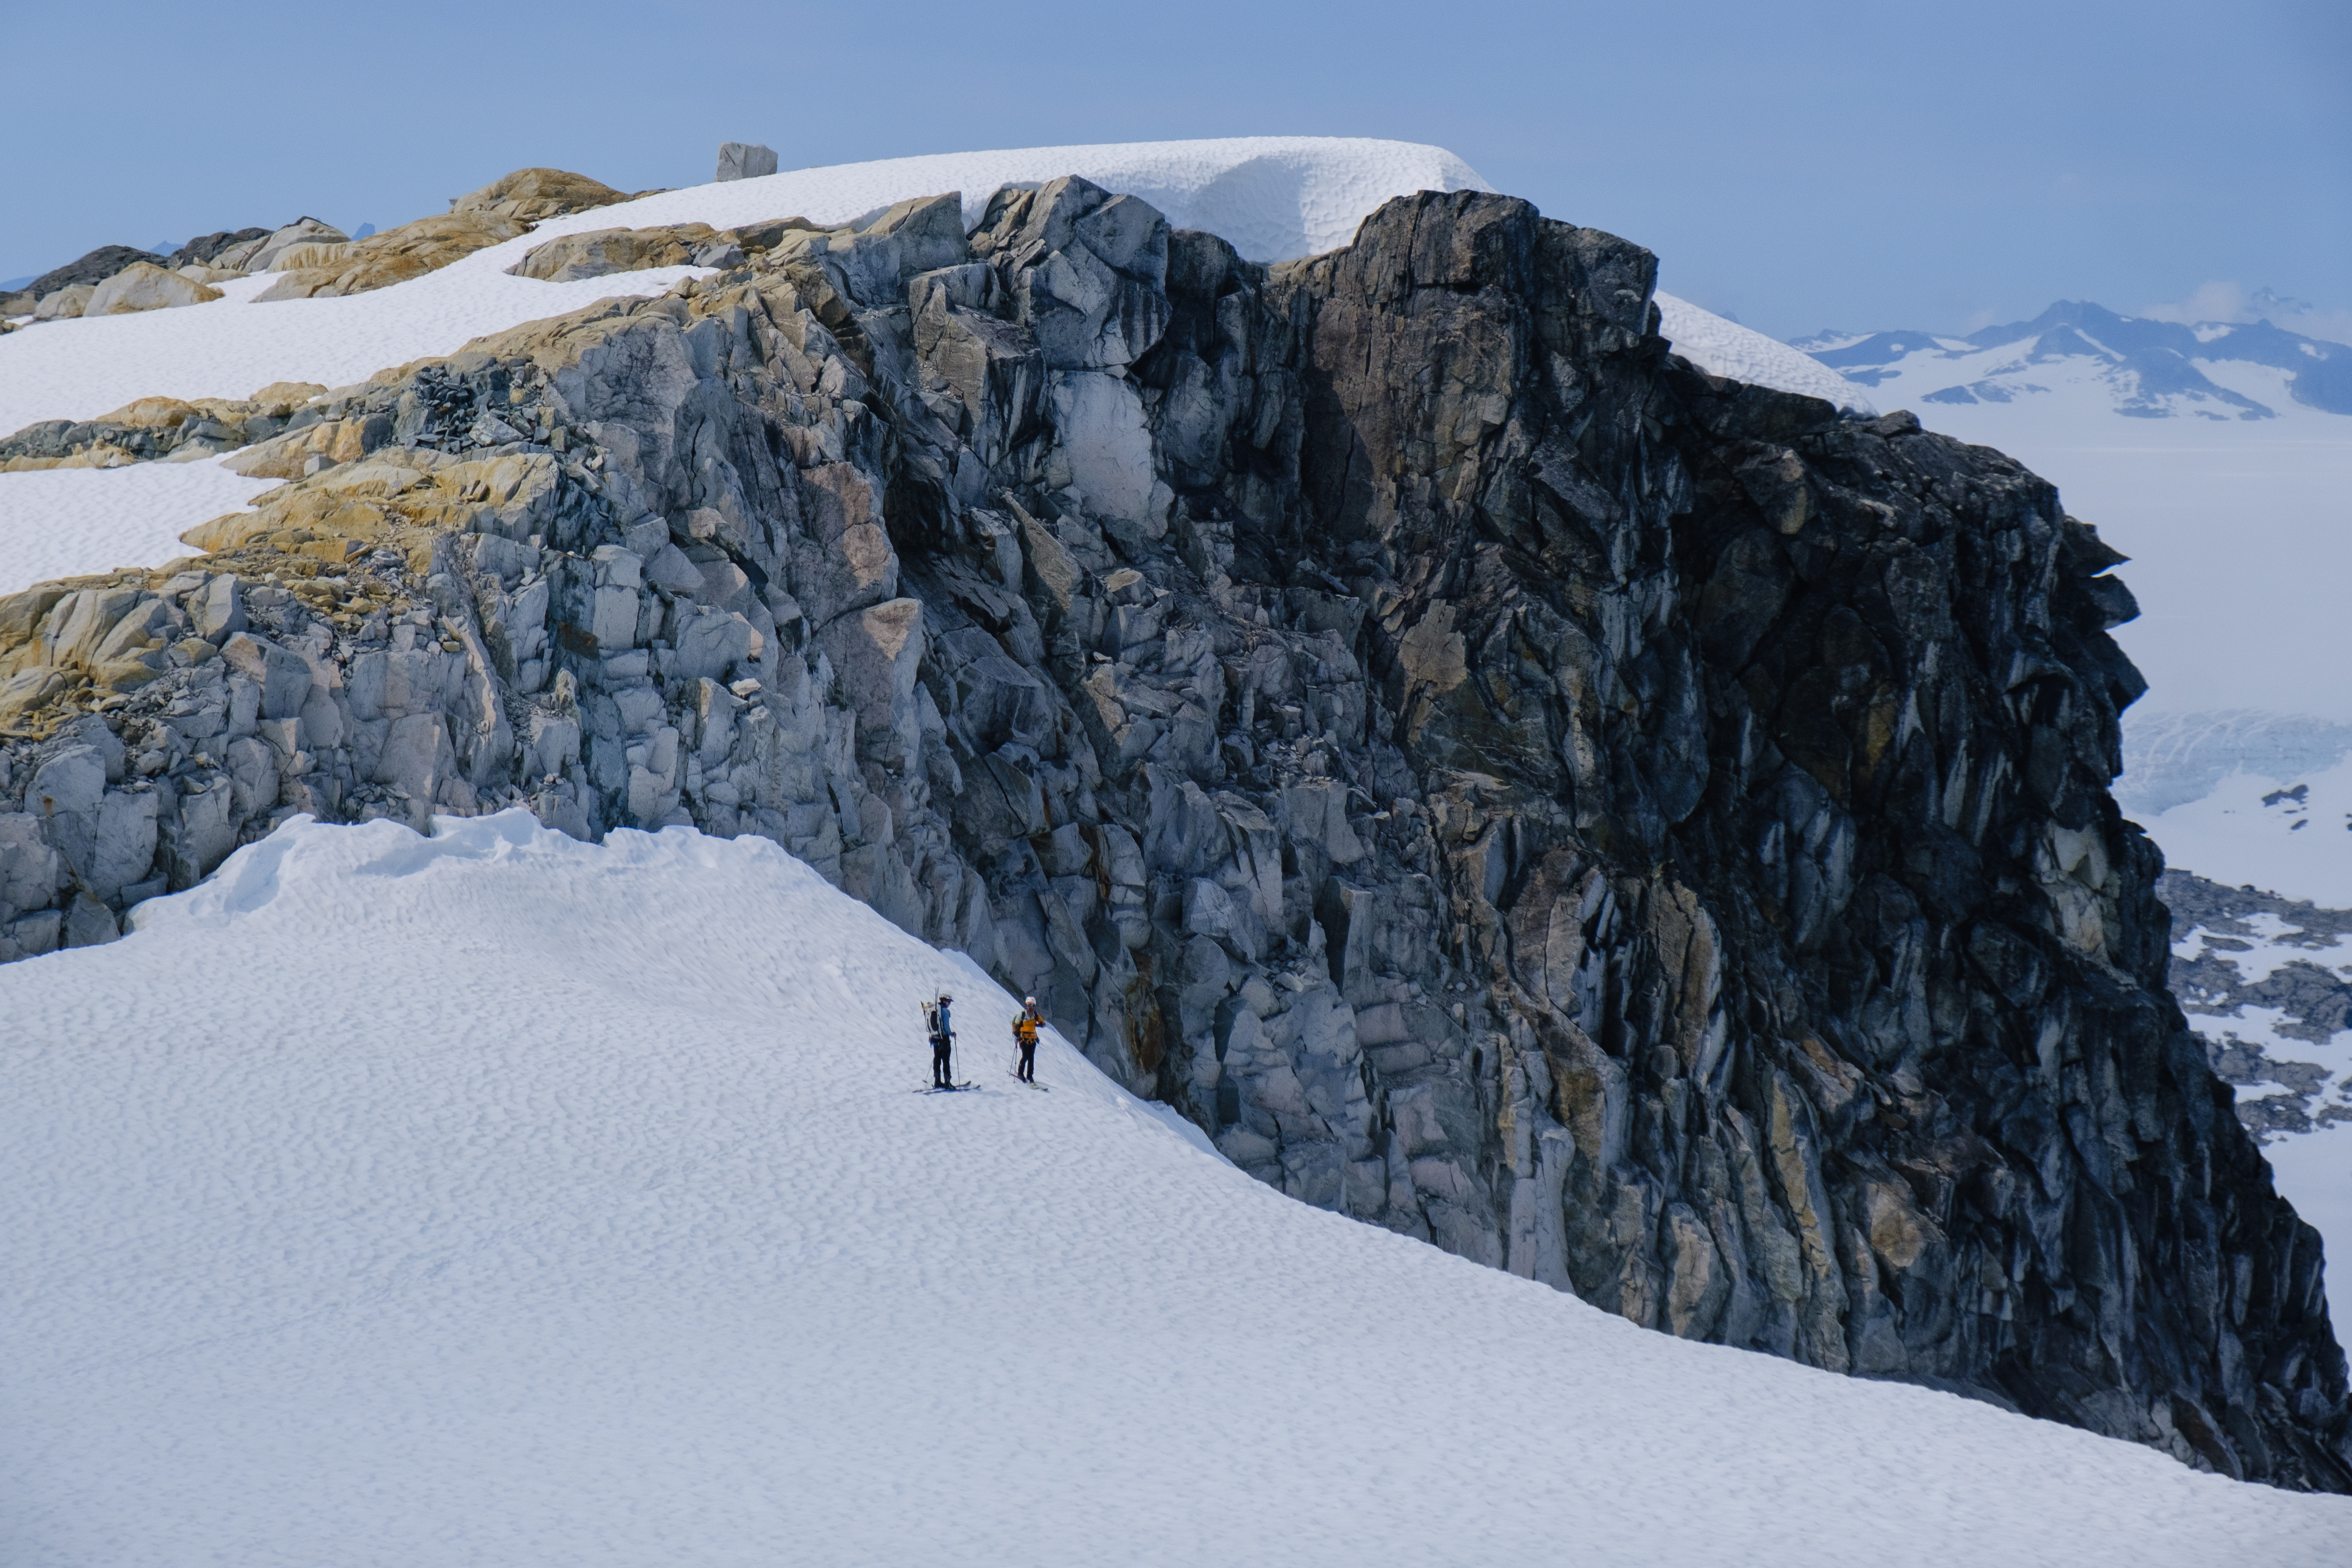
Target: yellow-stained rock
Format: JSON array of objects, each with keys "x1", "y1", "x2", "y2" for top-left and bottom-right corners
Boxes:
[
  {"x1": 93, "y1": 396, "x2": 198, "y2": 428},
  {"x1": 245, "y1": 381, "x2": 328, "y2": 415},
  {"x1": 84, "y1": 262, "x2": 222, "y2": 315},
  {"x1": 252, "y1": 213, "x2": 533, "y2": 302},
  {"x1": 453, "y1": 167, "x2": 627, "y2": 222},
  {"x1": 507, "y1": 224, "x2": 716, "y2": 282},
  {"x1": 185, "y1": 449, "x2": 559, "y2": 562},
  {"x1": 270, "y1": 241, "x2": 356, "y2": 273},
  {"x1": 222, "y1": 418, "x2": 370, "y2": 479}
]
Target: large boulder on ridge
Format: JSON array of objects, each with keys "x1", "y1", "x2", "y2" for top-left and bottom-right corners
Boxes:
[
  {"x1": 452, "y1": 168, "x2": 628, "y2": 223},
  {"x1": 84, "y1": 262, "x2": 222, "y2": 316}
]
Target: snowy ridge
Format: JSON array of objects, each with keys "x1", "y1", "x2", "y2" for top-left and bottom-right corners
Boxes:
[
  {"x1": 0, "y1": 138, "x2": 1885, "y2": 599},
  {"x1": 0, "y1": 138, "x2": 1489, "y2": 438},
  {"x1": 1657, "y1": 292, "x2": 1877, "y2": 414},
  {"x1": 4, "y1": 811, "x2": 2346, "y2": 1563}
]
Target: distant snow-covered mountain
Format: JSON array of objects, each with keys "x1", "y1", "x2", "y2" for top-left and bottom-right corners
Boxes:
[{"x1": 1794, "y1": 300, "x2": 2352, "y2": 421}]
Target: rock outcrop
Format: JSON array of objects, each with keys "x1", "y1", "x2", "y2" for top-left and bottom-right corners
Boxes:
[
  {"x1": 506, "y1": 222, "x2": 747, "y2": 282},
  {"x1": 19, "y1": 244, "x2": 165, "y2": 305},
  {"x1": 253, "y1": 212, "x2": 533, "y2": 302},
  {"x1": 718, "y1": 142, "x2": 779, "y2": 182},
  {"x1": 0, "y1": 182, "x2": 2342, "y2": 1488},
  {"x1": 2162, "y1": 869, "x2": 2352, "y2": 1139},
  {"x1": 0, "y1": 384, "x2": 326, "y2": 472},
  {"x1": 247, "y1": 218, "x2": 351, "y2": 274},
  {"x1": 168, "y1": 227, "x2": 273, "y2": 269},
  {"x1": 3, "y1": 168, "x2": 637, "y2": 329},
  {"x1": 82, "y1": 262, "x2": 223, "y2": 316},
  {"x1": 451, "y1": 168, "x2": 629, "y2": 224}
]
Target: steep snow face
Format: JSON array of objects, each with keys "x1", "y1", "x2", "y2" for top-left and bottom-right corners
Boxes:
[
  {"x1": 1657, "y1": 292, "x2": 1878, "y2": 413},
  {"x1": 3, "y1": 812, "x2": 2348, "y2": 1565}
]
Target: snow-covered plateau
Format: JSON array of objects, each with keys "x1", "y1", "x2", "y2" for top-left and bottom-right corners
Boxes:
[{"x1": 4, "y1": 812, "x2": 2346, "y2": 1565}]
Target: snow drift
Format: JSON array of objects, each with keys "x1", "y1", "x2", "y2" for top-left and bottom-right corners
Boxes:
[{"x1": 3, "y1": 812, "x2": 2346, "y2": 1565}]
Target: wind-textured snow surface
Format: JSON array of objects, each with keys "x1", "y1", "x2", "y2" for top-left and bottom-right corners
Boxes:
[
  {"x1": 1657, "y1": 292, "x2": 1879, "y2": 415},
  {"x1": 0, "y1": 455, "x2": 279, "y2": 595},
  {"x1": 3, "y1": 813, "x2": 2347, "y2": 1566}
]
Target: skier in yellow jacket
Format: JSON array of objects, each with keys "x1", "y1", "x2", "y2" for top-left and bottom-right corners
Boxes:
[{"x1": 1012, "y1": 997, "x2": 1041, "y2": 1083}]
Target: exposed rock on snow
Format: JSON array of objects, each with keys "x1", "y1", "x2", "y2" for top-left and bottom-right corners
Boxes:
[
  {"x1": 248, "y1": 168, "x2": 642, "y2": 304},
  {"x1": 168, "y1": 226, "x2": 273, "y2": 269},
  {"x1": 253, "y1": 211, "x2": 533, "y2": 302},
  {"x1": 2164, "y1": 869, "x2": 2352, "y2": 1139},
  {"x1": 31, "y1": 284, "x2": 94, "y2": 322},
  {"x1": 247, "y1": 217, "x2": 350, "y2": 274},
  {"x1": 717, "y1": 140, "x2": 779, "y2": 182},
  {"x1": 507, "y1": 222, "x2": 738, "y2": 282},
  {"x1": 0, "y1": 383, "x2": 325, "y2": 472},
  {"x1": 0, "y1": 176, "x2": 2341, "y2": 1485},
  {"x1": 451, "y1": 166, "x2": 631, "y2": 223},
  {"x1": 18, "y1": 244, "x2": 164, "y2": 305},
  {"x1": 83, "y1": 262, "x2": 221, "y2": 317}
]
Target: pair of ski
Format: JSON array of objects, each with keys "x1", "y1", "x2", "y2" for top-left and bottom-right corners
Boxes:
[{"x1": 912, "y1": 1074, "x2": 1048, "y2": 1094}]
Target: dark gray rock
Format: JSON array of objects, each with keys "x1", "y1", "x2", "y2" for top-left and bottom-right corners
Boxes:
[
  {"x1": 716, "y1": 142, "x2": 778, "y2": 182},
  {"x1": 169, "y1": 228, "x2": 272, "y2": 268},
  {"x1": 23, "y1": 244, "x2": 164, "y2": 302}
]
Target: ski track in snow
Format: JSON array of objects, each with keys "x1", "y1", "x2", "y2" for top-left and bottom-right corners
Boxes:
[
  {"x1": 0, "y1": 138, "x2": 1868, "y2": 599},
  {"x1": 2, "y1": 812, "x2": 2346, "y2": 1565}
]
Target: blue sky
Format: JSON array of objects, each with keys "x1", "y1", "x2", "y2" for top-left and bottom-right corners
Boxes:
[{"x1": 3, "y1": 0, "x2": 2345, "y2": 340}]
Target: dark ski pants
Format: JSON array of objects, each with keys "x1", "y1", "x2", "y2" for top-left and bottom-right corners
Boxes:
[
  {"x1": 1016, "y1": 1042, "x2": 1036, "y2": 1082},
  {"x1": 933, "y1": 1044, "x2": 954, "y2": 1087}
]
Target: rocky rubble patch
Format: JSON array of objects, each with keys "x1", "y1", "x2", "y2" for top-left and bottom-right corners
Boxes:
[
  {"x1": 1, "y1": 167, "x2": 638, "y2": 329},
  {"x1": 0, "y1": 178, "x2": 2342, "y2": 1488},
  {"x1": 2164, "y1": 869, "x2": 2352, "y2": 1137},
  {"x1": 0, "y1": 384, "x2": 327, "y2": 472}
]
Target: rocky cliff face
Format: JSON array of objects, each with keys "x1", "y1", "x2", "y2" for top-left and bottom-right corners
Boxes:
[{"x1": 2, "y1": 183, "x2": 2344, "y2": 1486}]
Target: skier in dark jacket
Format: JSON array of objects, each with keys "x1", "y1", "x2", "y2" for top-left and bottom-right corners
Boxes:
[
  {"x1": 926, "y1": 994, "x2": 956, "y2": 1088},
  {"x1": 1012, "y1": 996, "x2": 1041, "y2": 1083}
]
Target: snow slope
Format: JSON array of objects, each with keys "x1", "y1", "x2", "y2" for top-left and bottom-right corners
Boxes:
[
  {"x1": 3, "y1": 812, "x2": 2346, "y2": 1566},
  {"x1": 0, "y1": 454, "x2": 279, "y2": 594},
  {"x1": 2137, "y1": 758, "x2": 2352, "y2": 910},
  {"x1": 1658, "y1": 293, "x2": 1877, "y2": 414}
]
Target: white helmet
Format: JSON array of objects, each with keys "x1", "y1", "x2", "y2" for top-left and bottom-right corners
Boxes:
[{"x1": 1024, "y1": 996, "x2": 1037, "y2": 1007}]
